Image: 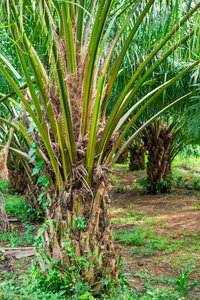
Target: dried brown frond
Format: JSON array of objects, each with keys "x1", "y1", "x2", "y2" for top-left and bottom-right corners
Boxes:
[
  {"x1": 0, "y1": 148, "x2": 8, "y2": 181},
  {"x1": 0, "y1": 127, "x2": 15, "y2": 181},
  {"x1": 0, "y1": 193, "x2": 10, "y2": 233},
  {"x1": 47, "y1": 85, "x2": 62, "y2": 117}
]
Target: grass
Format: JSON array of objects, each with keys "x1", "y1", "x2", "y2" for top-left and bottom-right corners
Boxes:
[
  {"x1": 0, "y1": 180, "x2": 10, "y2": 193},
  {"x1": 172, "y1": 169, "x2": 200, "y2": 184},
  {"x1": 173, "y1": 153, "x2": 200, "y2": 173},
  {"x1": 110, "y1": 211, "x2": 146, "y2": 225},
  {"x1": 112, "y1": 150, "x2": 200, "y2": 175},
  {"x1": 0, "y1": 267, "x2": 198, "y2": 300},
  {"x1": 4, "y1": 195, "x2": 27, "y2": 217},
  {"x1": 108, "y1": 207, "x2": 126, "y2": 214},
  {"x1": 114, "y1": 226, "x2": 157, "y2": 245},
  {"x1": 0, "y1": 179, "x2": 27, "y2": 217},
  {"x1": 0, "y1": 179, "x2": 37, "y2": 222},
  {"x1": 112, "y1": 164, "x2": 129, "y2": 173},
  {"x1": 114, "y1": 225, "x2": 200, "y2": 257}
]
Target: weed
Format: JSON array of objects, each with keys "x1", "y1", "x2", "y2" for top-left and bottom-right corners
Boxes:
[
  {"x1": 114, "y1": 186, "x2": 127, "y2": 193},
  {"x1": 112, "y1": 175, "x2": 118, "y2": 185},
  {"x1": 114, "y1": 227, "x2": 156, "y2": 245},
  {"x1": 73, "y1": 216, "x2": 86, "y2": 231},
  {"x1": 0, "y1": 225, "x2": 25, "y2": 248},
  {"x1": 0, "y1": 223, "x2": 35, "y2": 248},
  {"x1": 126, "y1": 211, "x2": 136, "y2": 218},
  {"x1": 141, "y1": 240, "x2": 157, "y2": 257},
  {"x1": 140, "y1": 286, "x2": 182, "y2": 299},
  {"x1": 130, "y1": 246, "x2": 138, "y2": 255},
  {"x1": 175, "y1": 269, "x2": 199, "y2": 296},
  {"x1": 193, "y1": 180, "x2": 200, "y2": 191},
  {"x1": 24, "y1": 223, "x2": 35, "y2": 244},
  {"x1": 112, "y1": 165, "x2": 129, "y2": 173},
  {"x1": 111, "y1": 216, "x2": 135, "y2": 225},
  {"x1": 193, "y1": 202, "x2": 200, "y2": 210},
  {"x1": 173, "y1": 175, "x2": 188, "y2": 188},
  {"x1": 134, "y1": 269, "x2": 199, "y2": 299},
  {"x1": 138, "y1": 211, "x2": 145, "y2": 220},
  {"x1": 132, "y1": 180, "x2": 141, "y2": 191},
  {"x1": 129, "y1": 202, "x2": 135, "y2": 209},
  {"x1": 108, "y1": 207, "x2": 125, "y2": 214},
  {"x1": 139, "y1": 177, "x2": 172, "y2": 194}
]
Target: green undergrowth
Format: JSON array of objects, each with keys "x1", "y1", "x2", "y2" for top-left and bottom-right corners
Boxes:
[
  {"x1": 0, "y1": 224, "x2": 35, "y2": 248},
  {"x1": 0, "y1": 267, "x2": 198, "y2": 300},
  {"x1": 114, "y1": 226, "x2": 200, "y2": 258},
  {"x1": 112, "y1": 164, "x2": 129, "y2": 173},
  {"x1": 173, "y1": 153, "x2": 200, "y2": 173},
  {"x1": 172, "y1": 169, "x2": 200, "y2": 185},
  {"x1": 0, "y1": 180, "x2": 9, "y2": 194},
  {"x1": 110, "y1": 211, "x2": 160, "y2": 226},
  {"x1": 134, "y1": 269, "x2": 199, "y2": 299},
  {"x1": 113, "y1": 225, "x2": 200, "y2": 298},
  {"x1": 111, "y1": 211, "x2": 145, "y2": 225},
  {"x1": 0, "y1": 179, "x2": 35, "y2": 221}
]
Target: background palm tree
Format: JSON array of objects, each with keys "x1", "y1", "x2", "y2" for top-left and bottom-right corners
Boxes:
[
  {"x1": 106, "y1": 0, "x2": 200, "y2": 174},
  {"x1": 0, "y1": 0, "x2": 199, "y2": 288},
  {"x1": 142, "y1": 116, "x2": 190, "y2": 193},
  {"x1": 129, "y1": 141, "x2": 146, "y2": 171}
]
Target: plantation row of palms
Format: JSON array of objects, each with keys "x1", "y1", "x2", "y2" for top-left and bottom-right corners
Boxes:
[{"x1": 0, "y1": 0, "x2": 200, "y2": 289}]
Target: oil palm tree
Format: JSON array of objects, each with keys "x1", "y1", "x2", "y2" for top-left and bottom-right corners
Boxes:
[
  {"x1": 106, "y1": 0, "x2": 200, "y2": 172},
  {"x1": 142, "y1": 116, "x2": 190, "y2": 193},
  {"x1": 129, "y1": 75, "x2": 198, "y2": 193},
  {"x1": 133, "y1": 61, "x2": 200, "y2": 193},
  {"x1": 129, "y1": 140, "x2": 146, "y2": 171},
  {"x1": 0, "y1": 0, "x2": 200, "y2": 287}
]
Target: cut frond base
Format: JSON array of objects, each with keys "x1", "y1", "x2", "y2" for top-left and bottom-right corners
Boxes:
[{"x1": 41, "y1": 182, "x2": 120, "y2": 290}]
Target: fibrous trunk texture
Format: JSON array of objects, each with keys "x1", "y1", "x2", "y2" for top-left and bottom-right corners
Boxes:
[
  {"x1": 0, "y1": 195, "x2": 10, "y2": 233},
  {"x1": 116, "y1": 149, "x2": 129, "y2": 164},
  {"x1": 144, "y1": 124, "x2": 173, "y2": 194},
  {"x1": 9, "y1": 164, "x2": 28, "y2": 193},
  {"x1": 129, "y1": 144, "x2": 145, "y2": 171},
  {"x1": 42, "y1": 182, "x2": 120, "y2": 290}
]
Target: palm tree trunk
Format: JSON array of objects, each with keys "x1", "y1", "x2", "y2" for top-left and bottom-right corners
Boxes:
[
  {"x1": 144, "y1": 124, "x2": 173, "y2": 193},
  {"x1": 116, "y1": 149, "x2": 128, "y2": 164},
  {"x1": 129, "y1": 143, "x2": 145, "y2": 171},
  {"x1": 0, "y1": 195, "x2": 10, "y2": 233},
  {"x1": 42, "y1": 182, "x2": 120, "y2": 290},
  {"x1": 9, "y1": 165, "x2": 28, "y2": 193}
]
